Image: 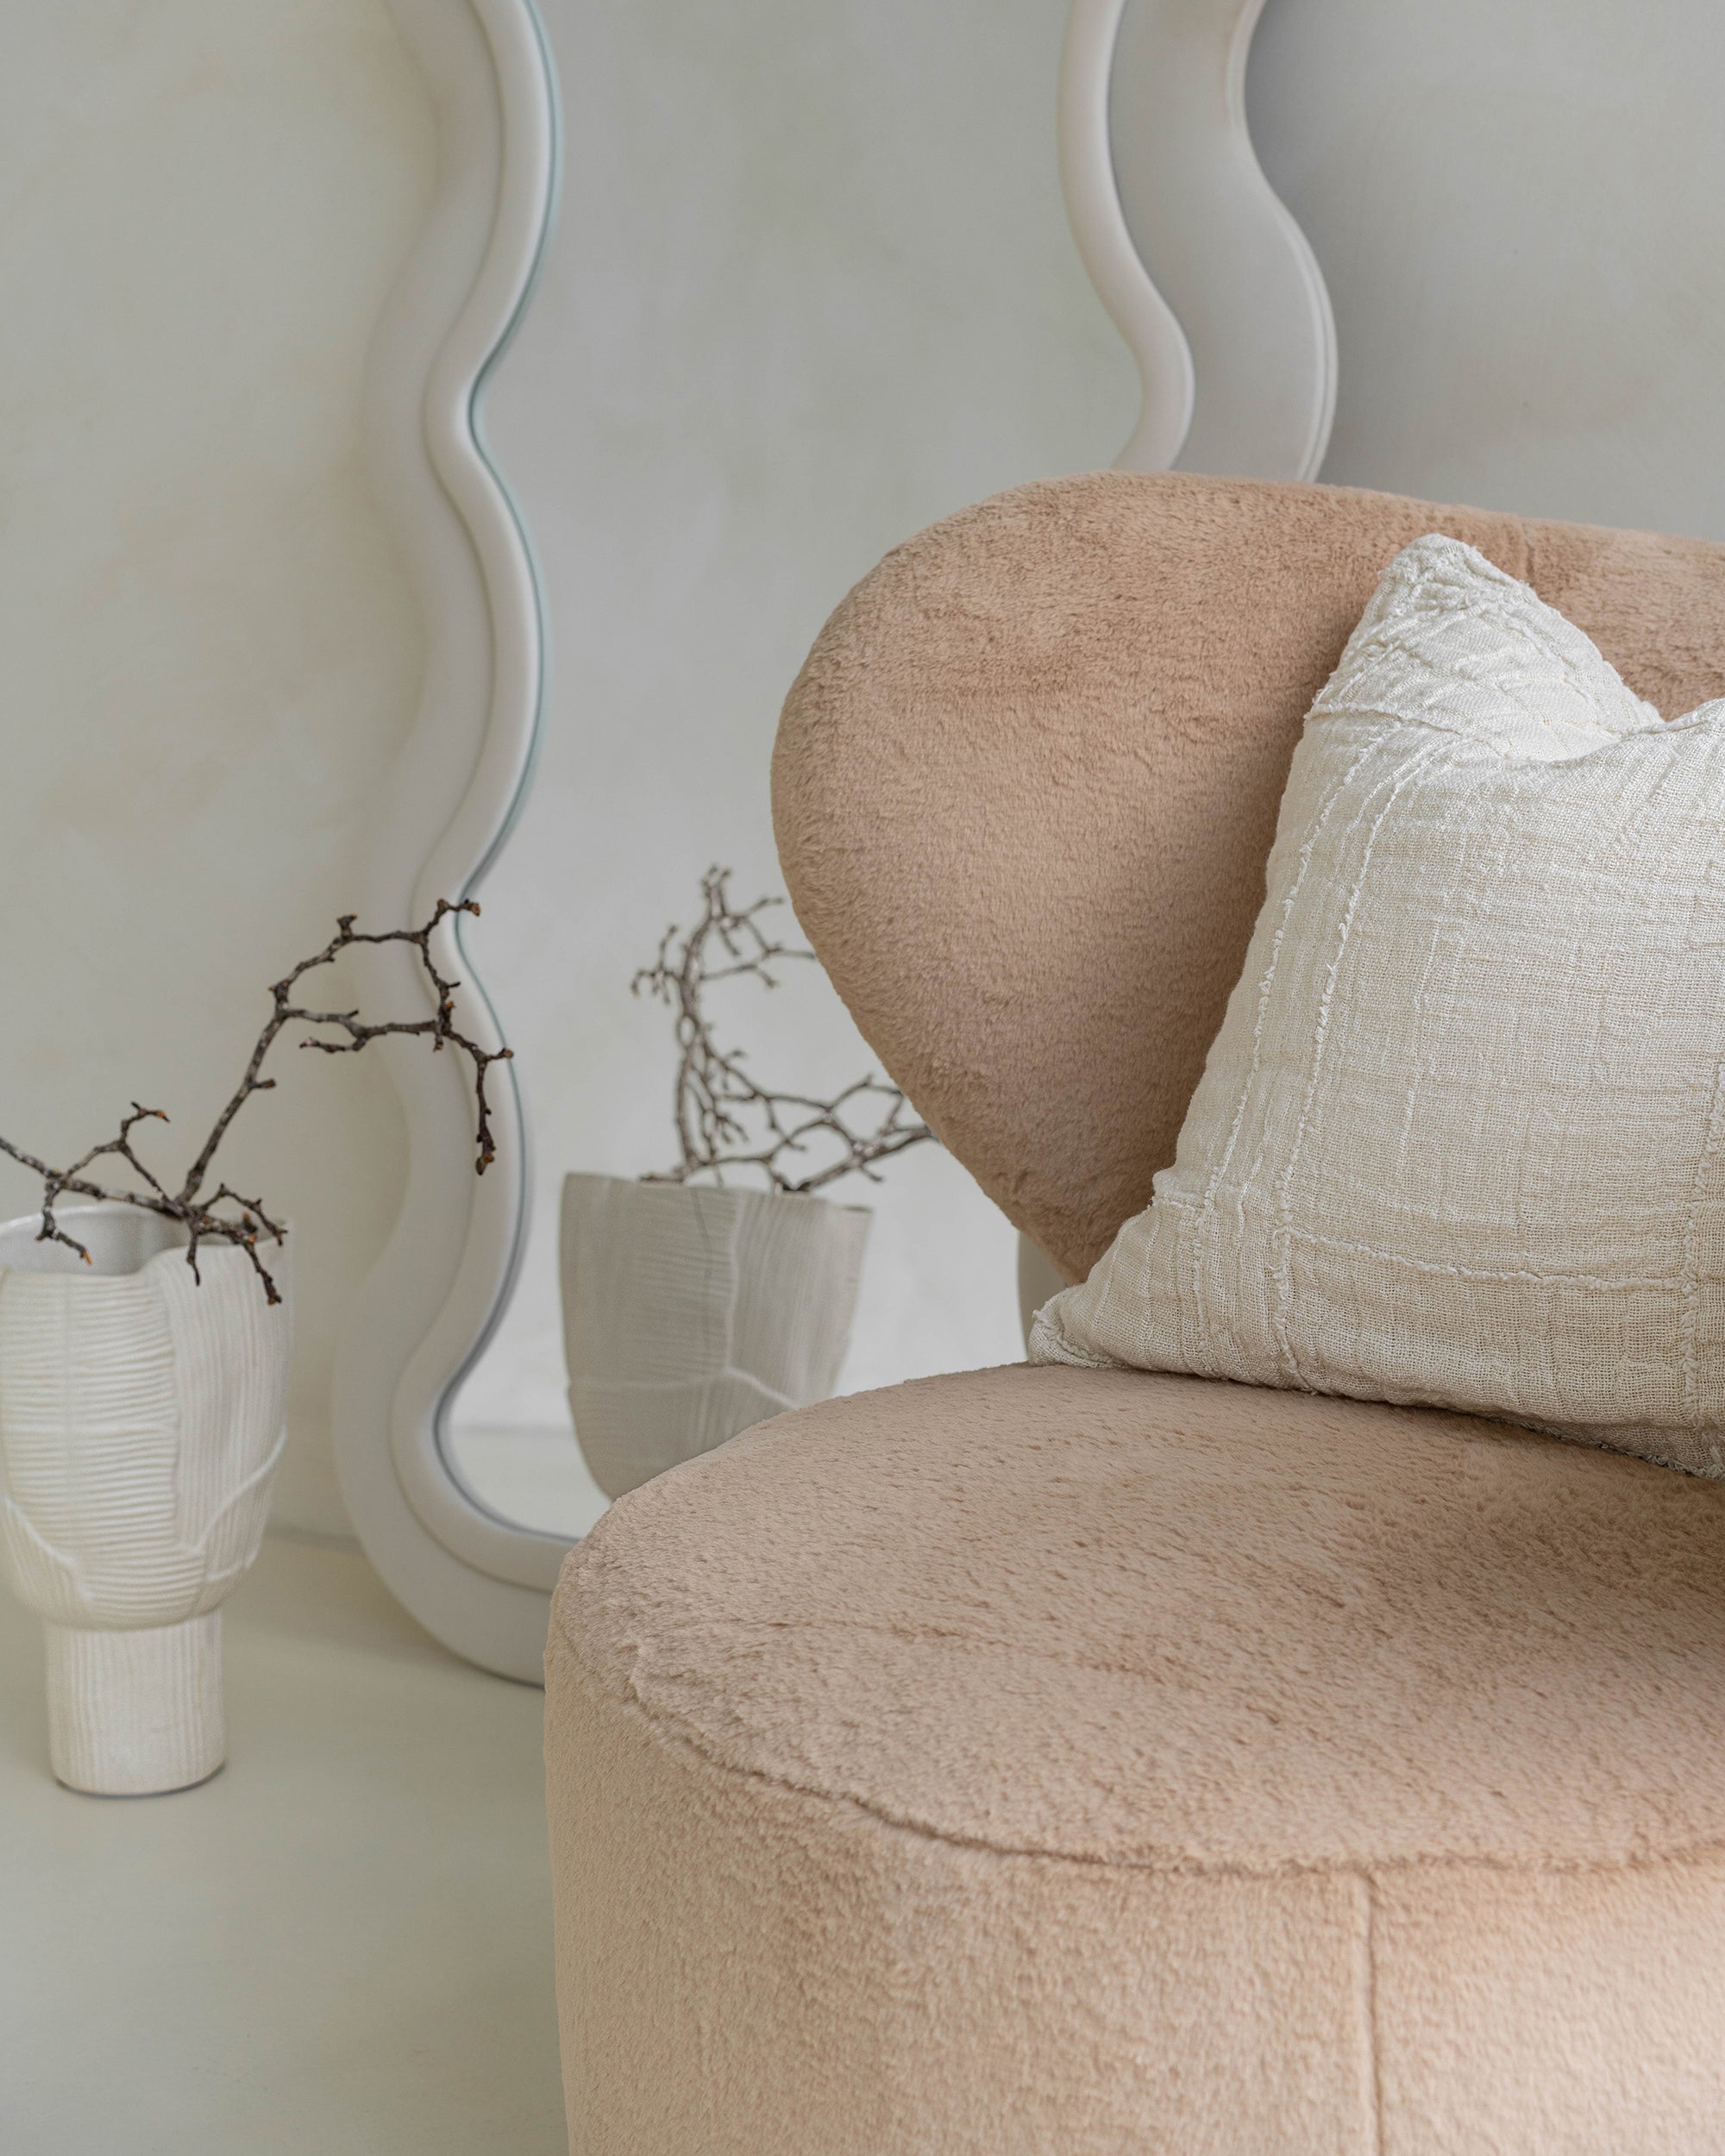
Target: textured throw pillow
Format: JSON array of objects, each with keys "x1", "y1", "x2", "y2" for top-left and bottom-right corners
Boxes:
[{"x1": 1031, "y1": 533, "x2": 1725, "y2": 1476}]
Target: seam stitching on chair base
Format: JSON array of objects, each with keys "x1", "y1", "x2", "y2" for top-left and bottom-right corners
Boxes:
[
  {"x1": 1359, "y1": 1870, "x2": 1384, "y2": 2156},
  {"x1": 549, "y1": 1634, "x2": 1725, "y2": 1883}
]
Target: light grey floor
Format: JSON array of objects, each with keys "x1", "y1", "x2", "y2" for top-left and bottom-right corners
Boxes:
[{"x1": 0, "y1": 1534, "x2": 568, "y2": 2156}]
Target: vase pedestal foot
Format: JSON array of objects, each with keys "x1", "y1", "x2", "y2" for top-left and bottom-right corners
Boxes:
[{"x1": 44, "y1": 1612, "x2": 225, "y2": 1796}]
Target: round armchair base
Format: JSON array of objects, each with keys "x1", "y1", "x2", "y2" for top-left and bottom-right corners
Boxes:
[
  {"x1": 549, "y1": 1366, "x2": 1725, "y2": 2151},
  {"x1": 45, "y1": 1613, "x2": 225, "y2": 1796}
]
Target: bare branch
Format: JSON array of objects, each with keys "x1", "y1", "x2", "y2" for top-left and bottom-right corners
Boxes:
[
  {"x1": 634, "y1": 867, "x2": 933, "y2": 1195},
  {"x1": 0, "y1": 900, "x2": 508, "y2": 1301}
]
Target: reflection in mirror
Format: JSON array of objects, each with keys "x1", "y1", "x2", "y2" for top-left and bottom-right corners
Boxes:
[
  {"x1": 446, "y1": 1420, "x2": 611, "y2": 1542},
  {"x1": 437, "y1": 0, "x2": 1128, "y2": 1535}
]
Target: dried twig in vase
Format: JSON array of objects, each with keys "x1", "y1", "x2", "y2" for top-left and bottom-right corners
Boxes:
[
  {"x1": 0, "y1": 899, "x2": 509, "y2": 1303},
  {"x1": 632, "y1": 866, "x2": 932, "y2": 1194}
]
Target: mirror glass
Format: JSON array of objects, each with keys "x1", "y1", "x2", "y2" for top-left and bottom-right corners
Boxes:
[{"x1": 438, "y1": 0, "x2": 1130, "y2": 1535}]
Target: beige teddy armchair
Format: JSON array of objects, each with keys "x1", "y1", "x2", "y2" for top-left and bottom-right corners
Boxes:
[{"x1": 545, "y1": 471, "x2": 1725, "y2": 2153}]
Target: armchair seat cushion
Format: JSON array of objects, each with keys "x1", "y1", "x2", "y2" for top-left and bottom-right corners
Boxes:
[{"x1": 546, "y1": 1363, "x2": 1725, "y2": 2153}]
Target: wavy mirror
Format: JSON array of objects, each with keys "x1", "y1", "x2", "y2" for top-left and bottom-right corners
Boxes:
[
  {"x1": 328, "y1": 0, "x2": 566, "y2": 1683},
  {"x1": 429, "y1": 0, "x2": 1128, "y2": 1582}
]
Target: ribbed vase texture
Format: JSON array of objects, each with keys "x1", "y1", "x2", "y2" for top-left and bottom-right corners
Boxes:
[
  {"x1": 561, "y1": 1175, "x2": 870, "y2": 1499},
  {"x1": 0, "y1": 1206, "x2": 290, "y2": 1794}
]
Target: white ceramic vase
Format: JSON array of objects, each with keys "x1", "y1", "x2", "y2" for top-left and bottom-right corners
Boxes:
[
  {"x1": 561, "y1": 1173, "x2": 870, "y2": 1500},
  {"x1": 0, "y1": 1202, "x2": 290, "y2": 1795}
]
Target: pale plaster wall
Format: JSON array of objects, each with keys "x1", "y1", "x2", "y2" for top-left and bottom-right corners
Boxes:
[
  {"x1": 0, "y1": 4, "x2": 435, "y2": 1533},
  {"x1": 1247, "y1": 0, "x2": 1725, "y2": 542}
]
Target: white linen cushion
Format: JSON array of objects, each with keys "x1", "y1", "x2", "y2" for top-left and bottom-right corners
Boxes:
[{"x1": 1031, "y1": 533, "x2": 1725, "y2": 1476}]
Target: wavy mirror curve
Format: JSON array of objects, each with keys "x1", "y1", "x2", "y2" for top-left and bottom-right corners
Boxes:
[
  {"x1": 1062, "y1": 0, "x2": 1337, "y2": 481},
  {"x1": 335, "y1": 0, "x2": 563, "y2": 1682}
]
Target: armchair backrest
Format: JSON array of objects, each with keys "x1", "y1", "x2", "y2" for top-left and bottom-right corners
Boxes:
[{"x1": 774, "y1": 472, "x2": 1725, "y2": 1280}]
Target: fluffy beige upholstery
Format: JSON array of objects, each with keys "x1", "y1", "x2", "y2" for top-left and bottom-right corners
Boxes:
[
  {"x1": 549, "y1": 1367, "x2": 1725, "y2": 2152},
  {"x1": 773, "y1": 473, "x2": 1725, "y2": 1281},
  {"x1": 548, "y1": 474, "x2": 1725, "y2": 2150}
]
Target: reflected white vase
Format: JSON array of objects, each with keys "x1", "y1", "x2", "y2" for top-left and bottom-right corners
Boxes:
[
  {"x1": 561, "y1": 1173, "x2": 870, "y2": 1500},
  {"x1": 0, "y1": 1203, "x2": 290, "y2": 1795}
]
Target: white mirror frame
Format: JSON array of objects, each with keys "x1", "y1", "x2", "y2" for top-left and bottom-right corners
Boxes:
[
  {"x1": 1059, "y1": 0, "x2": 1336, "y2": 482},
  {"x1": 333, "y1": 0, "x2": 566, "y2": 1683},
  {"x1": 1024, "y1": 0, "x2": 1341, "y2": 1346}
]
